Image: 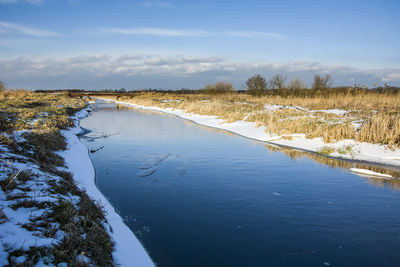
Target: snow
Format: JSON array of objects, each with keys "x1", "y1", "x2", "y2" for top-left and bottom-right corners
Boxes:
[
  {"x1": 160, "y1": 99, "x2": 182, "y2": 103},
  {"x1": 0, "y1": 165, "x2": 63, "y2": 264},
  {"x1": 264, "y1": 104, "x2": 283, "y2": 111},
  {"x1": 264, "y1": 104, "x2": 348, "y2": 115},
  {"x1": 102, "y1": 98, "x2": 400, "y2": 167},
  {"x1": 315, "y1": 109, "x2": 348, "y2": 116},
  {"x1": 60, "y1": 108, "x2": 154, "y2": 267},
  {"x1": 350, "y1": 168, "x2": 393, "y2": 179}
]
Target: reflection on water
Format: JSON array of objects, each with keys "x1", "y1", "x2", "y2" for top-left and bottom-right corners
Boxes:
[
  {"x1": 265, "y1": 144, "x2": 400, "y2": 190},
  {"x1": 81, "y1": 100, "x2": 400, "y2": 267}
]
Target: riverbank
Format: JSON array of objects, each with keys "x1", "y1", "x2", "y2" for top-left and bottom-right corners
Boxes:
[
  {"x1": 61, "y1": 108, "x2": 154, "y2": 267},
  {"x1": 99, "y1": 97, "x2": 400, "y2": 170},
  {"x1": 0, "y1": 91, "x2": 153, "y2": 266}
]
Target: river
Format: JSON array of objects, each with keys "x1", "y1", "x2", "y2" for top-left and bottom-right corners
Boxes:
[{"x1": 79, "y1": 100, "x2": 400, "y2": 266}]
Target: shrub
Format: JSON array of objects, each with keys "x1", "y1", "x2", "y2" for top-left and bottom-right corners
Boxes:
[
  {"x1": 288, "y1": 77, "x2": 307, "y2": 90},
  {"x1": 205, "y1": 82, "x2": 235, "y2": 94},
  {"x1": 0, "y1": 80, "x2": 5, "y2": 92},
  {"x1": 246, "y1": 74, "x2": 267, "y2": 96},
  {"x1": 312, "y1": 74, "x2": 332, "y2": 90},
  {"x1": 269, "y1": 74, "x2": 286, "y2": 89}
]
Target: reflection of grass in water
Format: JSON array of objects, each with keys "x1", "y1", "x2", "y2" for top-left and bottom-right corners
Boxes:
[{"x1": 265, "y1": 144, "x2": 400, "y2": 190}]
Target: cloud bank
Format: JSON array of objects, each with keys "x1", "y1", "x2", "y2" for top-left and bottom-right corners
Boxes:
[{"x1": 0, "y1": 54, "x2": 399, "y2": 89}]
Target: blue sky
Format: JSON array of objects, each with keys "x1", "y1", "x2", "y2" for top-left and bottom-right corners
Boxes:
[{"x1": 0, "y1": 0, "x2": 399, "y2": 89}]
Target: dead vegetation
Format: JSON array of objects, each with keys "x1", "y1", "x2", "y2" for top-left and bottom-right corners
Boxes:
[{"x1": 0, "y1": 90, "x2": 115, "y2": 266}]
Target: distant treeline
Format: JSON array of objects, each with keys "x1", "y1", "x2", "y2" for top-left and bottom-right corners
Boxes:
[{"x1": 32, "y1": 73, "x2": 400, "y2": 97}]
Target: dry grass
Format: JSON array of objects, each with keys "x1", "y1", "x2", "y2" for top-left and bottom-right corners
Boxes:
[
  {"x1": 104, "y1": 91, "x2": 400, "y2": 148},
  {"x1": 0, "y1": 90, "x2": 84, "y2": 133},
  {"x1": 0, "y1": 90, "x2": 114, "y2": 266}
]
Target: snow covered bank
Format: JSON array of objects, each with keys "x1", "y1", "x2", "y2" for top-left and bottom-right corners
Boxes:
[
  {"x1": 61, "y1": 108, "x2": 154, "y2": 267},
  {"x1": 103, "y1": 98, "x2": 400, "y2": 168}
]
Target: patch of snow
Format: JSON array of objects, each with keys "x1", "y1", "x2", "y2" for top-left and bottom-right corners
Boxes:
[
  {"x1": 313, "y1": 109, "x2": 348, "y2": 116},
  {"x1": 264, "y1": 104, "x2": 283, "y2": 111},
  {"x1": 15, "y1": 255, "x2": 27, "y2": 264},
  {"x1": 351, "y1": 120, "x2": 364, "y2": 130},
  {"x1": 160, "y1": 99, "x2": 182, "y2": 103},
  {"x1": 237, "y1": 102, "x2": 255, "y2": 106},
  {"x1": 350, "y1": 168, "x2": 393, "y2": 179},
  {"x1": 264, "y1": 104, "x2": 348, "y2": 116}
]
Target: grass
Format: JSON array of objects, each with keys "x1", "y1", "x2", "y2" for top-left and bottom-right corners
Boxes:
[
  {"x1": 0, "y1": 90, "x2": 115, "y2": 266},
  {"x1": 0, "y1": 90, "x2": 82, "y2": 134},
  {"x1": 101, "y1": 89, "x2": 400, "y2": 148},
  {"x1": 50, "y1": 197, "x2": 113, "y2": 266},
  {"x1": 318, "y1": 146, "x2": 336, "y2": 155}
]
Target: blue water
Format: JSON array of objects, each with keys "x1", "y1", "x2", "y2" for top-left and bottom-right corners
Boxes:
[{"x1": 80, "y1": 100, "x2": 400, "y2": 267}]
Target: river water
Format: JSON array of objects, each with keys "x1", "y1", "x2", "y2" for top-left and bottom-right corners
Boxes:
[{"x1": 80, "y1": 100, "x2": 400, "y2": 266}]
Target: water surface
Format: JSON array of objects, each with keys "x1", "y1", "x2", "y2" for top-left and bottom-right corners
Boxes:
[{"x1": 80, "y1": 100, "x2": 400, "y2": 267}]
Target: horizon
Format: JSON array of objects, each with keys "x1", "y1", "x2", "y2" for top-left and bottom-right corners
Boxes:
[{"x1": 1, "y1": 0, "x2": 399, "y2": 89}]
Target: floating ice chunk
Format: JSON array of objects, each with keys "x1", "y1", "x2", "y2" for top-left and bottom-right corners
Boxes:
[{"x1": 350, "y1": 168, "x2": 393, "y2": 179}]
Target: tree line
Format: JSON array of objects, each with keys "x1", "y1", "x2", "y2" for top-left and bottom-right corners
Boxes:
[{"x1": 204, "y1": 74, "x2": 333, "y2": 96}]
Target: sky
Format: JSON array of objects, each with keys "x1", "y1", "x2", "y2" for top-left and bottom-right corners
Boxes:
[{"x1": 0, "y1": 0, "x2": 399, "y2": 89}]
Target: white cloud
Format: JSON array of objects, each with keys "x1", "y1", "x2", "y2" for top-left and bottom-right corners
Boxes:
[
  {"x1": 0, "y1": 54, "x2": 399, "y2": 89},
  {"x1": 0, "y1": 21, "x2": 60, "y2": 37},
  {"x1": 139, "y1": 1, "x2": 174, "y2": 8},
  {"x1": 98, "y1": 27, "x2": 211, "y2": 37},
  {"x1": 225, "y1": 31, "x2": 287, "y2": 39},
  {"x1": 381, "y1": 72, "x2": 400, "y2": 82},
  {"x1": 96, "y1": 27, "x2": 286, "y2": 39}
]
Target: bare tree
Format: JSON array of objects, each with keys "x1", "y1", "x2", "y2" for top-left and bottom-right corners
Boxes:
[
  {"x1": 205, "y1": 81, "x2": 235, "y2": 94},
  {"x1": 246, "y1": 74, "x2": 267, "y2": 96},
  {"x1": 0, "y1": 80, "x2": 5, "y2": 92},
  {"x1": 269, "y1": 74, "x2": 286, "y2": 89},
  {"x1": 312, "y1": 74, "x2": 332, "y2": 90},
  {"x1": 288, "y1": 77, "x2": 307, "y2": 90}
]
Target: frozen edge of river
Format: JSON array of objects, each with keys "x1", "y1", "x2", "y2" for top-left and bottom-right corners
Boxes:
[
  {"x1": 60, "y1": 107, "x2": 155, "y2": 267},
  {"x1": 102, "y1": 98, "x2": 400, "y2": 168}
]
